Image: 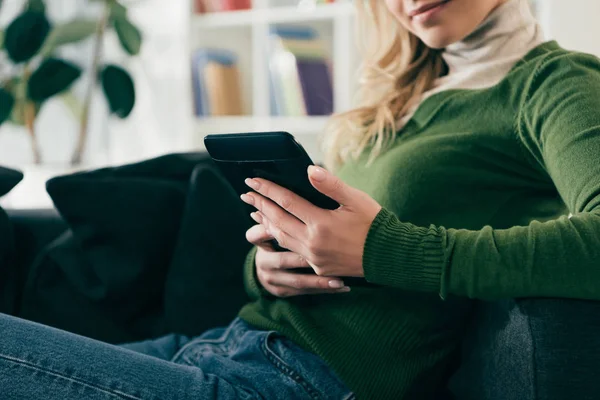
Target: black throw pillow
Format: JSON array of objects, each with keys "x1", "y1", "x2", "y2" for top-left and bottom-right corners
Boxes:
[
  {"x1": 0, "y1": 166, "x2": 24, "y2": 315},
  {"x1": 19, "y1": 153, "x2": 214, "y2": 343},
  {"x1": 0, "y1": 166, "x2": 23, "y2": 197},
  {"x1": 164, "y1": 164, "x2": 253, "y2": 337}
]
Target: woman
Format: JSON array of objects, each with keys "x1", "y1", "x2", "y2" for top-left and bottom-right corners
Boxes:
[{"x1": 2, "y1": 0, "x2": 600, "y2": 398}]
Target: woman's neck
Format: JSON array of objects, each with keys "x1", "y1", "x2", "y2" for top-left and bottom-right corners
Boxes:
[{"x1": 441, "y1": 0, "x2": 543, "y2": 81}]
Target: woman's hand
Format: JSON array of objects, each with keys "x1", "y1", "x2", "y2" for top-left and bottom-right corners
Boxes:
[
  {"x1": 241, "y1": 166, "x2": 382, "y2": 278},
  {"x1": 245, "y1": 218, "x2": 351, "y2": 297}
]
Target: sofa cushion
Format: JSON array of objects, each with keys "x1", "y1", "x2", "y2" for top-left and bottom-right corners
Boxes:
[
  {"x1": 0, "y1": 166, "x2": 23, "y2": 315},
  {"x1": 518, "y1": 299, "x2": 600, "y2": 400},
  {"x1": 0, "y1": 166, "x2": 23, "y2": 197},
  {"x1": 19, "y1": 153, "x2": 214, "y2": 343},
  {"x1": 448, "y1": 300, "x2": 534, "y2": 400},
  {"x1": 164, "y1": 164, "x2": 252, "y2": 337},
  {"x1": 449, "y1": 298, "x2": 600, "y2": 400}
]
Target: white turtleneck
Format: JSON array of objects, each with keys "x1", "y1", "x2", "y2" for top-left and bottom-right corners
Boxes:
[{"x1": 398, "y1": 0, "x2": 545, "y2": 127}]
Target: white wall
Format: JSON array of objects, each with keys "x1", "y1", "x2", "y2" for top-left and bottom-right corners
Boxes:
[
  {"x1": 104, "y1": 0, "x2": 193, "y2": 165},
  {"x1": 544, "y1": 0, "x2": 600, "y2": 56}
]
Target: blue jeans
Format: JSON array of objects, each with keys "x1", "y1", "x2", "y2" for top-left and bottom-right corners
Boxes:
[{"x1": 0, "y1": 314, "x2": 354, "y2": 399}]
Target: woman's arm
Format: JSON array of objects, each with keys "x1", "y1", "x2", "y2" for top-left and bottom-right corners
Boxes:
[{"x1": 364, "y1": 53, "x2": 600, "y2": 300}]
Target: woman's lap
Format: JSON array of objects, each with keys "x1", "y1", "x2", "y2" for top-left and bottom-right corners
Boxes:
[
  {"x1": 0, "y1": 314, "x2": 353, "y2": 400},
  {"x1": 119, "y1": 333, "x2": 192, "y2": 361}
]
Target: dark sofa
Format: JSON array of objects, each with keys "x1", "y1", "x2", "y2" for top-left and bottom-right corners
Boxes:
[{"x1": 2, "y1": 154, "x2": 600, "y2": 400}]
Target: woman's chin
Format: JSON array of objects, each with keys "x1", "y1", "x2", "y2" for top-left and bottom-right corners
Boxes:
[{"x1": 418, "y1": 31, "x2": 459, "y2": 49}]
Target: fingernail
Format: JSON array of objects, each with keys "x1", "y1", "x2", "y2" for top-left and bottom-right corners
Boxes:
[
  {"x1": 338, "y1": 287, "x2": 351, "y2": 293},
  {"x1": 241, "y1": 193, "x2": 254, "y2": 205},
  {"x1": 308, "y1": 166, "x2": 326, "y2": 182},
  {"x1": 254, "y1": 212, "x2": 263, "y2": 223},
  {"x1": 329, "y1": 280, "x2": 345, "y2": 289},
  {"x1": 245, "y1": 178, "x2": 260, "y2": 190}
]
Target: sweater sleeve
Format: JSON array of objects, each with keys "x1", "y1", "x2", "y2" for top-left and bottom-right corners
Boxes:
[
  {"x1": 363, "y1": 53, "x2": 600, "y2": 301},
  {"x1": 242, "y1": 246, "x2": 276, "y2": 300}
]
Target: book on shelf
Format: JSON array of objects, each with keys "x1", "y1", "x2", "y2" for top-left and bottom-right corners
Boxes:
[
  {"x1": 194, "y1": 0, "x2": 251, "y2": 14},
  {"x1": 191, "y1": 48, "x2": 244, "y2": 117},
  {"x1": 269, "y1": 25, "x2": 334, "y2": 117}
]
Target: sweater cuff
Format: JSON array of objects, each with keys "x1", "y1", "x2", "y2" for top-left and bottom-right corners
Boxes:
[
  {"x1": 243, "y1": 246, "x2": 275, "y2": 300},
  {"x1": 363, "y1": 208, "x2": 446, "y2": 295}
]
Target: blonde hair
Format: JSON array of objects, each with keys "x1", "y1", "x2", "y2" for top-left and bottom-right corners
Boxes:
[{"x1": 321, "y1": 0, "x2": 446, "y2": 170}]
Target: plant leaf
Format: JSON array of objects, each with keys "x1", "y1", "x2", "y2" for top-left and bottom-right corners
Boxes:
[
  {"x1": 28, "y1": 58, "x2": 82, "y2": 102},
  {"x1": 26, "y1": 0, "x2": 45, "y2": 13},
  {"x1": 100, "y1": 64, "x2": 135, "y2": 118},
  {"x1": 109, "y1": 2, "x2": 128, "y2": 21},
  {"x1": 0, "y1": 30, "x2": 4, "y2": 49},
  {"x1": 0, "y1": 88, "x2": 15, "y2": 126},
  {"x1": 4, "y1": 11, "x2": 51, "y2": 63},
  {"x1": 113, "y1": 17, "x2": 141, "y2": 56},
  {"x1": 40, "y1": 19, "x2": 97, "y2": 57}
]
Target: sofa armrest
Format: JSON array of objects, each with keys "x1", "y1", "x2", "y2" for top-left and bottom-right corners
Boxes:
[{"x1": 449, "y1": 298, "x2": 600, "y2": 400}]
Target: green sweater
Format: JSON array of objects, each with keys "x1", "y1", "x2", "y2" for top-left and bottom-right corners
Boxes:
[{"x1": 238, "y1": 41, "x2": 600, "y2": 399}]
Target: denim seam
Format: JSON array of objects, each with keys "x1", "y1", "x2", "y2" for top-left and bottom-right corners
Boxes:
[
  {"x1": 260, "y1": 334, "x2": 322, "y2": 400},
  {"x1": 516, "y1": 301, "x2": 538, "y2": 400},
  {"x1": 0, "y1": 353, "x2": 143, "y2": 400}
]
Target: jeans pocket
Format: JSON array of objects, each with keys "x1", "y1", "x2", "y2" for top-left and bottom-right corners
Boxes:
[
  {"x1": 261, "y1": 332, "x2": 355, "y2": 400},
  {"x1": 172, "y1": 324, "x2": 238, "y2": 366}
]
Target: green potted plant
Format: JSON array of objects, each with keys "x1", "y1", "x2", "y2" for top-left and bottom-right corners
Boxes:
[{"x1": 0, "y1": 0, "x2": 141, "y2": 165}]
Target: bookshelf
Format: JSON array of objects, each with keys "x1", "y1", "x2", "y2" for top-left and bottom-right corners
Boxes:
[{"x1": 189, "y1": 0, "x2": 359, "y2": 161}]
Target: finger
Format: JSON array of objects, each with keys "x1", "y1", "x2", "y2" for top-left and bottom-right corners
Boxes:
[
  {"x1": 245, "y1": 224, "x2": 275, "y2": 248},
  {"x1": 264, "y1": 251, "x2": 311, "y2": 270},
  {"x1": 250, "y1": 212, "x2": 263, "y2": 225},
  {"x1": 260, "y1": 214, "x2": 305, "y2": 255},
  {"x1": 307, "y1": 165, "x2": 356, "y2": 207},
  {"x1": 245, "y1": 178, "x2": 320, "y2": 224},
  {"x1": 264, "y1": 270, "x2": 349, "y2": 291},
  {"x1": 241, "y1": 192, "x2": 306, "y2": 241}
]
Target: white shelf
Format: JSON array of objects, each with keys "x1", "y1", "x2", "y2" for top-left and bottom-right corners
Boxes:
[
  {"x1": 187, "y1": 1, "x2": 358, "y2": 161},
  {"x1": 261, "y1": 116, "x2": 329, "y2": 133},
  {"x1": 192, "y1": 116, "x2": 326, "y2": 162},
  {"x1": 192, "y1": 2, "x2": 353, "y2": 29},
  {"x1": 195, "y1": 116, "x2": 329, "y2": 135}
]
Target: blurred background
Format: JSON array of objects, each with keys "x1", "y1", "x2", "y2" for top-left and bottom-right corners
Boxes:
[{"x1": 0, "y1": 0, "x2": 599, "y2": 209}]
